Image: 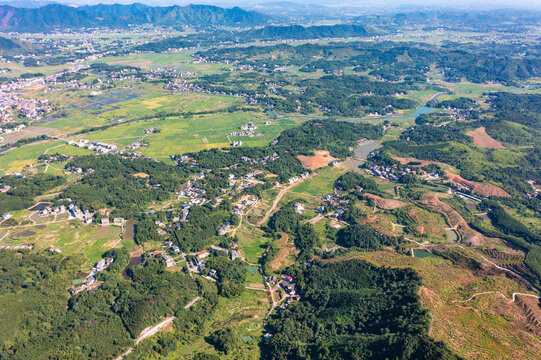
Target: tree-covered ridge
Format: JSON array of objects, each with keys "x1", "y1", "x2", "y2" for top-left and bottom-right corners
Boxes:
[
  {"x1": 263, "y1": 260, "x2": 460, "y2": 360},
  {"x1": 336, "y1": 224, "x2": 400, "y2": 250},
  {"x1": 173, "y1": 203, "x2": 235, "y2": 252},
  {"x1": 239, "y1": 24, "x2": 381, "y2": 41},
  {"x1": 195, "y1": 41, "x2": 541, "y2": 85},
  {"x1": 63, "y1": 155, "x2": 194, "y2": 218},
  {"x1": 0, "y1": 249, "x2": 202, "y2": 359}
]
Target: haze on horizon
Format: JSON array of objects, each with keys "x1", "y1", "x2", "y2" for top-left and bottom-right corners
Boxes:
[{"x1": 2, "y1": 0, "x2": 541, "y2": 11}]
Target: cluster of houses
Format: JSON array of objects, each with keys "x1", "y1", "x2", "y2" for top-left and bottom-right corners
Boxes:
[
  {"x1": 176, "y1": 174, "x2": 207, "y2": 201},
  {"x1": 164, "y1": 79, "x2": 195, "y2": 92},
  {"x1": 267, "y1": 274, "x2": 301, "y2": 313},
  {"x1": 100, "y1": 217, "x2": 125, "y2": 227},
  {"x1": 164, "y1": 76, "x2": 265, "y2": 105},
  {"x1": 68, "y1": 204, "x2": 94, "y2": 224},
  {"x1": 0, "y1": 93, "x2": 54, "y2": 122},
  {"x1": 38, "y1": 154, "x2": 72, "y2": 164},
  {"x1": 367, "y1": 162, "x2": 440, "y2": 183},
  {"x1": 70, "y1": 257, "x2": 114, "y2": 295},
  {"x1": 37, "y1": 204, "x2": 65, "y2": 217},
  {"x1": 65, "y1": 165, "x2": 94, "y2": 174},
  {"x1": 68, "y1": 139, "x2": 118, "y2": 154},
  {"x1": 441, "y1": 105, "x2": 476, "y2": 120},
  {"x1": 316, "y1": 193, "x2": 350, "y2": 221},
  {"x1": 288, "y1": 172, "x2": 310, "y2": 184},
  {"x1": 229, "y1": 122, "x2": 262, "y2": 137},
  {"x1": 145, "y1": 68, "x2": 195, "y2": 81},
  {"x1": 144, "y1": 250, "x2": 177, "y2": 267},
  {"x1": 172, "y1": 154, "x2": 199, "y2": 167},
  {"x1": 188, "y1": 246, "x2": 241, "y2": 277},
  {"x1": 232, "y1": 195, "x2": 258, "y2": 215},
  {"x1": 0, "y1": 123, "x2": 26, "y2": 134}
]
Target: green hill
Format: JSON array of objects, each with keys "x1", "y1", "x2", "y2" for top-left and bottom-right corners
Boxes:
[{"x1": 0, "y1": 36, "x2": 36, "y2": 55}]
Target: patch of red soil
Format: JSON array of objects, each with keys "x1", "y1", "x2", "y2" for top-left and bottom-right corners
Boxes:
[
  {"x1": 466, "y1": 127, "x2": 505, "y2": 149},
  {"x1": 297, "y1": 150, "x2": 337, "y2": 170},
  {"x1": 392, "y1": 156, "x2": 447, "y2": 167},
  {"x1": 444, "y1": 171, "x2": 510, "y2": 198}
]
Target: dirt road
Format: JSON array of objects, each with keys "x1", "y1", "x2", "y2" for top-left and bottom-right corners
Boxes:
[
  {"x1": 115, "y1": 316, "x2": 176, "y2": 360},
  {"x1": 258, "y1": 175, "x2": 312, "y2": 226}
]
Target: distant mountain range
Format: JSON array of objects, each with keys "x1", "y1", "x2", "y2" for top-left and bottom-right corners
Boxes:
[
  {"x1": 0, "y1": 3, "x2": 269, "y2": 32},
  {"x1": 357, "y1": 9, "x2": 541, "y2": 31}
]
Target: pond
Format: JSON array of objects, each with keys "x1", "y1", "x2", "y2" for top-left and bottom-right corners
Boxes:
[
  {"x1": 123, "y1": 256, "x2": 142, "y2": 280},
  {"x1": 413, "y1": 249, "x2": 436, "y2": 258},
  {"x1": 27, "y1": 202, "x2": 52, "y2": 211},
  {"x1": 247, "y1": 265, "x2": 260, "y2": 275}
]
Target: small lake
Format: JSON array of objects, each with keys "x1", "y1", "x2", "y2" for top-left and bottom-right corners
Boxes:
[{"x1": 413, "y1": 249, "x2": 436, "y2": 258}]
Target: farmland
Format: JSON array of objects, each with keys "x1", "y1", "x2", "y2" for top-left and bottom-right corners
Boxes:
[{"x1": 0, "y1": 11, "x2": 539, "y2": 360}]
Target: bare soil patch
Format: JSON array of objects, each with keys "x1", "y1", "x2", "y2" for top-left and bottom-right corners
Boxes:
[
  {"x1": 297, "y1": 150, "x2": 337, "y2": 170},
  {"x1": 444, "y1": 171, "x2": 510, "y2": 198},
  {"x1": 269, "y1": 232, "x2": 298, "y2": 271},
  {"x1": 515, "y1": 295, "x2": 541, "y2": 336},
  {"x1": 364, "y1": 193, "x2": 406, "y2": 210},
  {"x1": 132, "y1": 173, "x2": 149, "y2": 178},
  {"x1": 466, "y1": 127, "x2": 505, "y2": 149},
  {"x1": 392, "y1": 156, "x2": 447, "y2": 167}
]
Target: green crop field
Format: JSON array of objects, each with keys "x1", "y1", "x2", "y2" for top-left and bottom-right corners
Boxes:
[{"x1": 294, "y1": 166, "x2": 345, "y2": 197}]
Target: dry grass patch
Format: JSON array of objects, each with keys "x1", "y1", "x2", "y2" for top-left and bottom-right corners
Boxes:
[{"x1": 365, "y1": 193, "x2": 406, "y2": 210}]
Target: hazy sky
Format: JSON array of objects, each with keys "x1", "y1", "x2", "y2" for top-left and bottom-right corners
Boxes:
[{"x1": 21, "y1": 0, "x2": 541, "y2": 9}]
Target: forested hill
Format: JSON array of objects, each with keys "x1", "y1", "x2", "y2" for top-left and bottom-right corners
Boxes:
[
  {"x1": 0, "y1": 36, "x2": 36, "y2": 55},
  {"x1": 0, "y1": 3, "x2": 269, "y2": 32},
  {"x1": 134, "y1": 24, "x2": 383, "y2": 53},
  {"x1": 238, "y1": 24, "x2": 382, "y2": 41}
]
